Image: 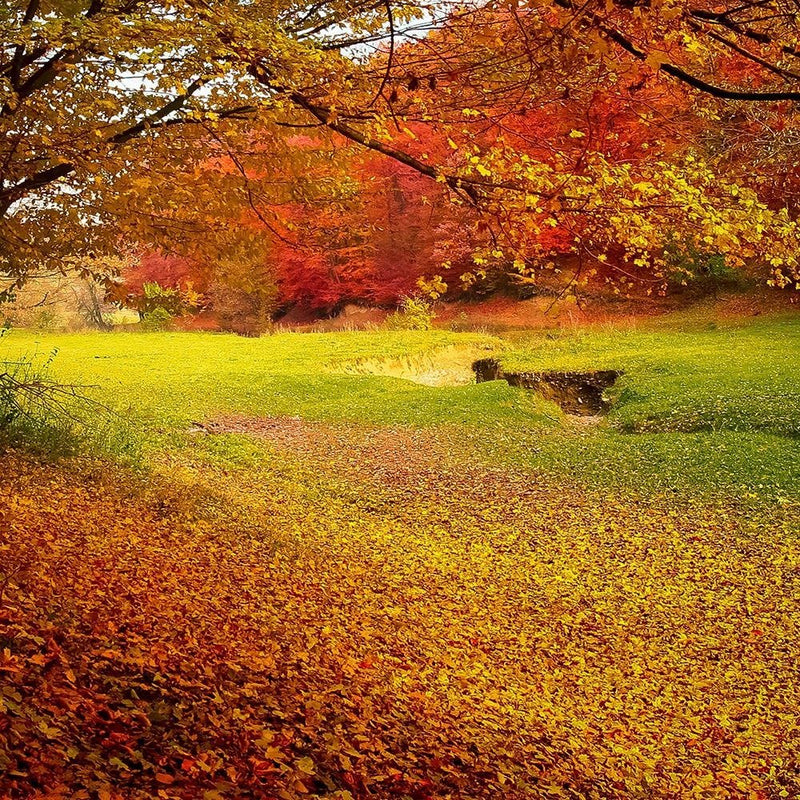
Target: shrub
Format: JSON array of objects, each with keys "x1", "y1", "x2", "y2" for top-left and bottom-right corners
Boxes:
[
  {"x1": 448, "y1": 311, "x2": 472, "y2": 332},
  {"x1": 384, "y1": 296, "x2": 436, "y2": 331},
  {"x1": 140, "y1": 307, "x2": 173, "y2": 331},
  {"x1": 0, "y1": 275, "x2": 117, "y2": 332},
  {"x1": 136, "y1": 282, "x2": 184, "y2": 316},
  {"x1": 129, "y1": 281, "x2": 204, "y2": 324},
  {"x1": 0, "y1": 347, "x2": 86, "y2": 457}
]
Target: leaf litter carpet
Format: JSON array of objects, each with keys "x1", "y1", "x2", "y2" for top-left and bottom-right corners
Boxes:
[{"x1": 1, "y1": 416, "x2": 798, "y2": 799}]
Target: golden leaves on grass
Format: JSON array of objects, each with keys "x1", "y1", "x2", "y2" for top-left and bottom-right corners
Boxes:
[{"x1": 1, "y1": 435, "x2": 798, "y2": 799}]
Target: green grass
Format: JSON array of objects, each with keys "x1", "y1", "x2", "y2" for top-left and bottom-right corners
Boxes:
[
  {"x1": 495, "y1": 314, "x2": 800, "y2": 498},
  {"x1": 501, "y1": 314, "x2": 800, "y2": 437},
  {"x1": 2, "y1": 313, "x2": 798, "y2": 499},
  {"x1": 0, "y1": 329, "x2": 546, "y2": 431}
]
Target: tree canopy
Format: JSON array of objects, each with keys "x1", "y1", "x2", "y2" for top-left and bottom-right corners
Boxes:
[{"x1": 3, "y1": 0, "x2": 800, "y2": 302}]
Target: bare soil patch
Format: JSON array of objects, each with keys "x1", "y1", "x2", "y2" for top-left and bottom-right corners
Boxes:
[{"x1": 191, "y1": 414, "x2": 457, "y2": 480}]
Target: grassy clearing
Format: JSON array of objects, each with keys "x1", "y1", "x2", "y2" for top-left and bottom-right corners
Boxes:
[
  {"x1": 501, "y1": 313, "x2": 800, "y2": 437},
  {"x1": 1, "y1": 329, "x2": 526, "y2": 431},
  {"x1": 2, "y1": 313, "x2": 798, "y2": 499},
  {"x1": 492, "y1": 313, "x2": 800, "y2": 499}
]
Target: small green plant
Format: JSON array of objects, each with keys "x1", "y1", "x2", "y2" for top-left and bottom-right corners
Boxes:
[
  {"x1": 32, "y1": 307, "x2": 59, "y2": 331},
  {"x1": 384, "y1": 296, "x2": 436, "y2": 331},
  {"x1": 136, "y1": 282, "x2": 184, "y2": 316},
  {"x1": 140, "y1": 307, "x2": 173, "y2": 331},
  {"x1": 0, "y1": 346, "x2": 82, "y2": 456},
  {"x1": 0, "y1": 332, "x2": 132, "y2": 458},
  {"x1": 132, "y1": 281, "x2": 204, "y2": 323}
]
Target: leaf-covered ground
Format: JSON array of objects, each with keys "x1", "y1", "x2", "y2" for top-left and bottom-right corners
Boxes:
[
  {"x1": 2, "y1": 316, "x2": 799, "y2": 797},
  {"x1": 2, "y1": 415, "x2": 799, "y2": 799}
]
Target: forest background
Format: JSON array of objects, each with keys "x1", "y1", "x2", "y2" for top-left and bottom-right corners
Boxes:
[{"x1": 3, "y1": 0, "x2": 800, "y2": 332}]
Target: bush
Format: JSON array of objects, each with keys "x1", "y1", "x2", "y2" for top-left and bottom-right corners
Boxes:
[
  {"x1": 129, "y1": 281, "x2": 204, "y2": 325},
  {"x1": 384, "y1": 296, "x2": 436, "y2": 331},
  {"x1": 448, "y1": 312, "x2": 472, "y2": 332},
  {"x1": 136, "y1": 282, "x2": 184, "y2": 316},
  {"x1": 1, "y1": 347, "x2": 86, "y2": 456},
  {"x1": 140, "y1": 307, "x2": 173, "y2": 331}
]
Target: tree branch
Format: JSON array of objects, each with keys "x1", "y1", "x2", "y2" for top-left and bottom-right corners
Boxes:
[
  {"x1": 0, "y1": 80, "x2": 214, "y2": 214},
  {"x1": 556, "y1": 0, "x2": 800, "y2": 101}
]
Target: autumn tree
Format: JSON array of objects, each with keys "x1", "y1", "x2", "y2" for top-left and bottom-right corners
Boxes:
[
  {"x1": 0, "y1": 0, "x2": 430, "y2": 298},
  {"x1": 337, "y1": 2, "x2": 800, "y2": 291},
  {"x1": 3, "y1": 0, "x2": 800, "y2": 305}
]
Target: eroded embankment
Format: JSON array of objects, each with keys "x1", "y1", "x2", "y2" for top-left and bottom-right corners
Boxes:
[
  {"x1": 473, "y1": 358, "x2": 622, "y2": 415},
  {"x1": 338, "y1": 344, "x2": 493, "y2": 387},
  {"x1": 334, "y1": 345, "x2": 621, "y2": 416}
]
